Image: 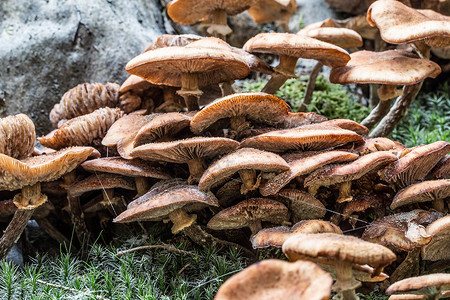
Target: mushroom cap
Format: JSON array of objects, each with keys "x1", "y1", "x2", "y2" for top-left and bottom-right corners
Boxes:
[
  {"x1": 126, "y1": 38, "x2": 250, "y2": 88},
  {"x1": 127, "y1": 178, "x2": 187, "y2": 209},
  {"x1": 67, "y1": 173, "x2": 136, "y2": 197},
  {"x1": 49, "y1": 82, "x2": 120, "y2": 128},
  {"x1": 214, "y1": 259, "x2": 333, "y2": 300},
  {"x1": 422, "y1": 215, "x2": 450, "y2": 261},
  {"x1": 247, "y1": 0, "x2": 297, "y2": 24},
  {"x1": 260, "y1": 150, "x2": 359, "y2": 196},
  {"x1": 119, "y1": 75, "x2": 158, "y2": 94},
  {"x1": 130, "y1": 137, "x2": 239, "y2": 163},
  {"x1": 276, "y1": 189, "x2": 327, "y2": 222},
  {"x1": 207, "y1": 198, "x2": 289, "y2": 230},
  {"x1": 239, "y1": 125, "x2": 364, "y2": 153},
  {"x1": 362, "y1": 209, "x2": 442, "y2": 252},
  {"x1": 0, "y1": 114, "x2": 36, "y2": 159},
  {"x1": 298, "y1": 27, "x2": 363, "y2": 49},
  {"x1": 167, "y1": 0, "x2": 258, "y2": 25},
  {"x1": 0, "y1": 146, "x2": 99, "y2": 191},
  {"x1": 381, "y1": 141, "x2": 450, "y2": 188},
  {"x1": 39, "y1": 107, "x2": 124, "y2": 150},
  {"x1": 319, "y1": 119, "x2": 369, "y2": 136},
  {"x1": 388, "y1": 295, "x2": 427, "y2": 300},
  {"x1": 113, "y1": 185, "x2": 218, "y2": 223},
  {"x1": 355, "y1": 137, "x2": 403, "y2": 155},
  {"x1": 190, "y1": 92, "x2": 292, "y2": 134},
  {"x1": 243, "y1": 33, "x2": 350, "y2": 68},
  {"x1": 251, "y1": 220, "x2": 342, "y2": 249},
  {"x1": 391, "y1": 179, "x2": 450, "y2": 210},
  {"x1": 282, "y1": 233, "x2": 397, "y2": 272},
  {"x1": 386, "y1": 274, "x2": 450, "y2": 297},
  {"x1": 329, "y1": 50, "x2": 441, "y2": 86},
  {"x1": 198, "y1": 148, "x2": 289, "y2": 191},
  {"x1": 144, "y1": 34, "x2": 203, "y2": 52},
  {"x1": 81, "y1": 157, "x2": 171, "y2": 179},
  {"x1": 367, "y1": 0, "x2": 450, "y2": 47},
  {"x1": 429, "y1": 155, "x2": 450, "y2": 180}
]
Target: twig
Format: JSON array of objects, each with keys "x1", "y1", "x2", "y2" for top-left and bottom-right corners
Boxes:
[
  {"x1": 178, "y1": 263, "x2": 192, "y2": 275},
  {"x1": 117, "y1": 244, "x2": 195, "y2": 257},
  {"x1": 36, "y1": 279, "x2": 109, "y2": 300}
]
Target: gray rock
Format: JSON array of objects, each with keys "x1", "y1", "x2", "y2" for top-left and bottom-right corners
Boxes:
[{"x1": 0, "y1": 0, "x2": 165, "y2": 134}]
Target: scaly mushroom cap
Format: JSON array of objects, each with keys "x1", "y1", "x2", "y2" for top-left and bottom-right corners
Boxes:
[
  {"x1": 386, "y1": 274, "x2": 450, "y2": 298},
  {"x1": 190, "y1": 92, "x2": 292, "y2": 134},
  {"x1": 330, "y1": 50, "x2": 441, "y2": 86},
  {"x1": 243, "y1": 33, "x2": 350, "y2": 68},
  {"x1": 240, "y1": 125, "x2": 364, "y2": 152},
  {"x1": 276, "y1": 189, "x2": 326, "y2": 222},
  {"x1": 422, "y1": 215, "x2": 450, "y2": 261},
  {"x1": 198, "y1": 148, "x2": 289, "y2": 191},
  {"x1": 81, "y1": 157, "x2": 170, "y2": 179},
  {"x1": 144, "y1": 34, "x2": 203, "y2": 52},
  {"x1": 391, "y1": 179, "x2": 450, "y2": 210},
  {"x1": 167, "y1": 0, "x2": 257, "y2": 25},
  {"x1": 0, "y1": 114, "x2": 36, "y2": 159},
  {"x1": 380, "y1": 141, "x2": 450, "y2": 188},
  {"x1": 49, "y1": 82, "x2": 120, "y2": 128},
  {"x1": 130, "y1": 137, "x2": 239, "y2": 163},
  {"x1": 207, "y1": 198, "x2": 289, "y2": 230},
  {"x1": 429, "y1": 155, "x2": 450, "y2": 179},
  {"x1": 133, "y1": 112, "x2": 194, "y2": 147},
  {"x1": 355, "y1": 137, "x2": 404, "y2": 155},
  {"x1": 367, "y1": 0, "x2": 450, "y2": 47},
  {"x1": 126, "y1": 38, "x2": 250, "y2": 88},
  {"x1": 247, "y1": 0, "x2": 297, "y2": 24},
  {"x1": 304, "y1": 151, "x2": 397, "y2": 190},
  {"x1": 298, "y1": 27, "x2": 363, "y2": 49},
  {"x1": 260, "y1": 150, "x2": 359, "y2": 196},
  {"x1": 113, "y1": 185, "x2": 218, "y2": 223},
  {"x1": 39, "y1": 107, "x2": 124, "y2": 150},
  {"x1": 282, "y1": 233, "x2": 397, "y2": 275},
  {"x1": 362, "y1": 209, "x2": 441, "y2": 252},
  {"x1": 67, "y1": 173, "x2": 136, "y2": 197},
  {"x1": 0, "y1": 146, "x2": 99, "y2": 191},
  {"x1": 215, "y1": 259, "x2": 333, "y2": 300},
  {"x1": 251, "y1": 220, "x2": 342, "y2": 249}
]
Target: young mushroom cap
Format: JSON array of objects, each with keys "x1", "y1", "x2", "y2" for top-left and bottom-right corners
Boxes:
[
  {"x1": 367, "y1": 0, "x2": 450, "y2": 47},
  {"x1": 39, "y1": 107, "x2": 124, "y2": 150},
  {"x1": 422, "y1": 215, "x2": 450, "y2": 261},
  {"x1": 390, "y1": 179, "x2": 450, "y2": 210},
  {"x1": 0, "y1": 114, "x2": 36, "y2": 159},
  {"x1": 386, "y1": 274, "x2": 450, "y2": 299},
  {"x1": 240, "y1": 125, "x2": 364, "y2": 152},
  {"x1": 248, "y1": 0, "x2": 297, "y2": 24},
  {"x1": 198, "y1": 148, "x2": 289, "y2": 191},
  {"x1": 275, "y1": 189, "x2": 327, "y2": 222},
  {"x1": 298, "y1": 27, "x2": 363, "y2": 49},
  {"x1": 119, "y1": 75, "x2": 156, "y2": 94},
  {"x1": 214, "y1": 259, "x2": 333, "y2": 300},
  {"x1": 260, "y1": 150, "x2": 359, "y2": 196},
  {"x1": 67, "y1": 173, "x2": 136, "y2": 198}
]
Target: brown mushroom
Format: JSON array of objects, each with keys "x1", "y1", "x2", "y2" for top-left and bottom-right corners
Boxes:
[
  {"x1": 422, "y1": 215, "x2": 450, "y2": 261},
  {"x1": 275, "y1": 189, "x2": 327, "y2": 223},
  {"x1": 429, "y1": 155, "x2": 450, "y2": 180},
  {"x1": 247, "y1": 0, "x2": 297, "y2": 32},
  {"x1": 0, "y1": 114, "x2": 36, "y2": 160},
  {"x1": 386, "y1": 274, "x2": 450, "y2": 300}
]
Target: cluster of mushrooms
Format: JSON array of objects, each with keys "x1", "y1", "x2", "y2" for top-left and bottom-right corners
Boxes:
[{"x1": 0, "y1": 0, "x2": 449, "y2": 299}]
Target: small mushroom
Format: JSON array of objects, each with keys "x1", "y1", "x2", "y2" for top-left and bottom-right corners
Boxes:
[
  {"x1": 386, "y1": 274, "x2": 450, "y2": 300},
  {"x1": 422, "y1": 215, "x2": 450, "y2": 261},
  {"x1": 247, "y1": 0, "x2": 297, "y2": 32},
  {"x1": 275, "y1": 189, "x2": 327, "y2": 223}
]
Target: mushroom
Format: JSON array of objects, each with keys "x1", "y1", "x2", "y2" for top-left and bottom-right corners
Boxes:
[
  {"x1": 198, "y1": 148, "x2": 289, "y2": 194},
  {"x1": 422, "y1": 215, "x2": 450, "y2": 261},
  {"x1": 247, "y1": 0, "x2": 297, "y2": 32},
  {"x1": 243, "y1": 33, "x2": 350, "y2": 94},
  {"x1": 303, "y1": 151, "x2": 397, "y2": 202},
  {"x1": 355, "y1": 137, "x2": 405, "y2": 155},
  {"x1": 386, "y1": 274, "x2": 450, "y2": 300},
  {"x1": 207, "y1": 198, "x2": 289, "y2": 236},
  {"x1": 282, "y1": 233, "x2": 397, "y2": 300},
  {"x1": 391, "y1": 179, "x2": 450, "y2": 212},
  {"x1": 275, "y1": 189, "x2": 327, "y2": 223},
  {"x1": 130, "y1": 137, "x2": 240, "y2": 184},
  {"x1": 126, "y1": 37, "x2": 250, "y2": 111},
  {"x1": 215, "y1": 259, "x2": 333, "y2": 300},
  {"x1": 429, "y1": 155, "x2": 449, "y2": 180}
]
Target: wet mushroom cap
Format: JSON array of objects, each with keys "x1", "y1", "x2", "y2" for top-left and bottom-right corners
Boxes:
[
  {"x1": 67, "y1": 173, "x2": 136, "y2": 197},
  {"x1": 113, "y1": 185, "x2": 219, "y2": 223},
  {"x1": 367, "y1": 0, "x2": 450, "y2": 47},
  {"x1": 215, "y1": 259, "x2": 333, "y2": 300},
  {"x1": 198, "y1": 148, "x2": 289, "y2": 191},
  {"x1": 81, "y1": 157, "x2": 171, "y2": 179},
  {"x1": 329, "y1": 50, "x2": 441, "y2": 86},
  {"x1": 130, "y1": 137, "x2": 239, "y2": 163},
  {"x1": 243, "y1": 33, "x2": 351, "y2": 68},
  {"x1": 0, "y1": 114, "x2": 36, "y2": 159},
  {"x1": 298, "y1": 27, "x2": 363, "y2": 49},
  {"x1": 207, "y1": 198, "x2": 289, "y2": 230},
  {"x1": 239, "y1": 125, "x2": 364, "y2": 153},
  {"x1": 190, "y1": 92, "x2": 292, "y2": 135},
  {"x1": 386, "y1": 273, "x2": 450, "y2": 297},
  {"x1": 391, "y1": 179, "x2": 450, "y2": 210}
]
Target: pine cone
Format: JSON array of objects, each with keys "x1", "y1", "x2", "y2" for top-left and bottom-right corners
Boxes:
[{"x1": 0, "y1": 114, "x2": 36, "y2": 159}]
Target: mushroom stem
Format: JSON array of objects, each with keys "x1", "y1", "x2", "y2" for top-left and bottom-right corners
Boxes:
[
  {"x1": 156, "y1": 87, "x2": 184, "y2": 113},
  {"x1": 361, "y1": 98, "x2": 392, "y2": 130},
  {"x1": 299, "y1": 61, "x2": 323, "y2": 112},
  {"x1": 168, "y1": 208, "x2": 197, "y2": 234},
  {"x1": 337, "y1": 181, "x2": 353, "y2": 203},
  {"x1": 177, "y1": 73, "x2": 201, "y2": 111},
  {"x1": 432, "y1": 198, "x2": 445, "y2": 213},
  {"x1": 262, "y1": 55, "x2": 298, "y2": 94},
  {"x1": 207, "y1": 9, "x2": 232, "y2": 40},
  {"x1": 220, "y1": 81, "x2": 235, "y2": 96},
  {"x1": 239, "y1": 169, "x2": 261, "y2": 194},
  {"x1": 333, "y1": 260, "x2": 360, "y2": 300},
  {"x1": 390, "y1": 248, "x2": 420, "y2": 283},
  {"x1": 369, "y1": 82, "x2": 423, "y2": 138},
  {"x1": 248, "y1": 220, "x2": 262, "y2": 236},
  {"x1": 65, "y1": 171, "x2": 90, "y2": 244},
  {"x1": 135, "y1": 177, "x2": 149, "y2": 198},
  {"x1": 35, "y1": 218, "x2": 70, "y2": 246},
  {"x1": 378, "y1": 85, "x2": 403, "y2": 101},
  {"x1": 230, "y1": 115, "x2": 247, "y2": 132},
  {"x1": 369, "y1": 84, "x2": 380, "y2": 108},
  {"x1": 187, "y1": 158, "x2": 206, "y2": 184}
]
